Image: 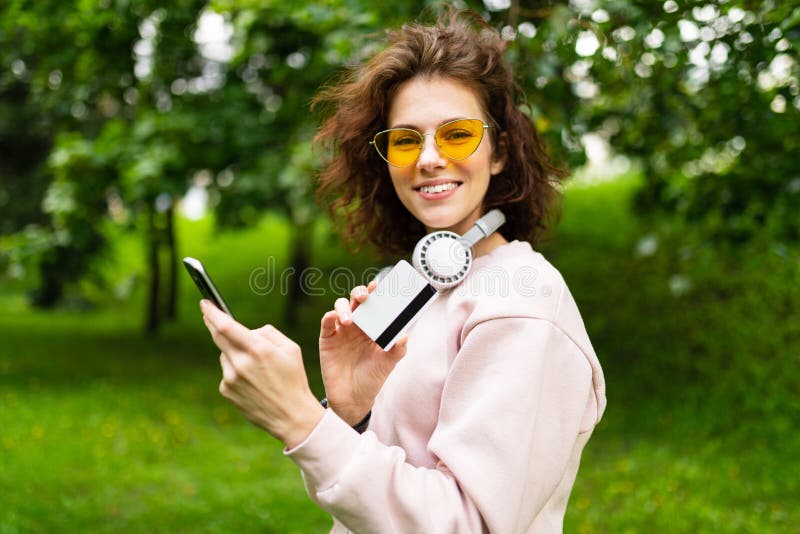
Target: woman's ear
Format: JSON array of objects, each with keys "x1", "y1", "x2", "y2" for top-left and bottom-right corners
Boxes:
[{"x1": 491, "y1": 132, "x2": 508, "y2": 175}]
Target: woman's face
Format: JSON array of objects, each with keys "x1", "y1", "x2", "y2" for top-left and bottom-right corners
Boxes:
[{"x1": 385, "y1": 76, "x2": 505, "y2": 235}]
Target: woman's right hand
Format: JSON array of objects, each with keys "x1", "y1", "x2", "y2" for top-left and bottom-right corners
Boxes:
[{"x1": 319, "y1": 281, "x2": 408, "y2": 426}]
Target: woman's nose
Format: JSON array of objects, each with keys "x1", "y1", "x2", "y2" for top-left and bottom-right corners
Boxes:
[{"x1": 416, "y1": 135, "x2": 447, "y2": 171}]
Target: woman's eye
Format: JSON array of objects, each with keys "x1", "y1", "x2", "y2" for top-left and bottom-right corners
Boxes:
[
  {"x1": 442, "y1": 129, "x2": 473, "y2": 142},
  {"x1": 392, "y1": 136, "x2": 421, "y2": 147}
]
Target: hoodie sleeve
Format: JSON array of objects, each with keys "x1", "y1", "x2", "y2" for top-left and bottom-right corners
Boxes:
[{"x1": 285, "y1": 316, "x2": 598, "y2": 534}]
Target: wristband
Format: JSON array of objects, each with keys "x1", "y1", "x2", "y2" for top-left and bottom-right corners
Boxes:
[{"x1": 320, "y1": 398, "x2": 371, "y2": 434}]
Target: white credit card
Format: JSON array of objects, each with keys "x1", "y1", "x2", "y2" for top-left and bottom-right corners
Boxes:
[{"x1": 352, "y1": 260, "x2": 439, "y2": 350}]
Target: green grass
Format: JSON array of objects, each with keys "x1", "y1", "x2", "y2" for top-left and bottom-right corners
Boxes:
[
  {"x1": 0, "y1": 216, "x2": 335, "y2": 533},
  {"x1": 549, "y1": 177, "x2": 800, "y2": 533},
  {"x1": 0, "y1": 326, "x2": 330, "y2": 532},
  {"x1": 1, "y1": 176, "x2": 798, "y2": 532}
]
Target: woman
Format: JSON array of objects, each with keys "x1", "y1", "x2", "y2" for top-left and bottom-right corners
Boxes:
[{"x1": 201, "y1": 9, "x2": 606, "y2": 533}]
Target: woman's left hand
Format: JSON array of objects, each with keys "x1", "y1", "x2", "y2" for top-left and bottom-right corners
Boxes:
[
  {"x1": 201, "y1": 299, "x2": 325, "y2": 449},
  {"x1": 318, "y1": 282, "x2": 408, "y2": 426}
]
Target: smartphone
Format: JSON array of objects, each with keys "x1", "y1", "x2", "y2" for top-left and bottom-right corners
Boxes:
[{"x1": 182, "y1": 257, "x2": 235, "y2": 318}]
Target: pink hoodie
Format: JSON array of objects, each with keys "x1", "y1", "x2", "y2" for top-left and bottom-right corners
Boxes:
[{"x1": 287, "y1": 241, "x2": 606, "y2": 533}]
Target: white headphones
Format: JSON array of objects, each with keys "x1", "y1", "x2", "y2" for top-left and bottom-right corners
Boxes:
[{"x1": 412, "y1": 209, "x2": 506, "y2": 291}]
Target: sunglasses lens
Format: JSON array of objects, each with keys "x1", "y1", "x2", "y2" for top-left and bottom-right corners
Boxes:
[
  {"x1": 436, "y1": 119, "x2": 485, "y2": 160},
  {"x1": 374, "y1": 128, "x2": 422, "y2": 167},
  {"x1": 371, "y1": 119, "x2": 487, "y2": 166}
]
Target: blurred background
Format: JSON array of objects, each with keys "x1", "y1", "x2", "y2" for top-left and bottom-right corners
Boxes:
[{"x1": 1, "y1": 0, "x2": 798, "y2": 531}]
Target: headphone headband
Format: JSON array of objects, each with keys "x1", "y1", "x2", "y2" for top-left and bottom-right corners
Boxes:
[{"x1": 459, "y1": 209, "x2": 506, "y2": 248}]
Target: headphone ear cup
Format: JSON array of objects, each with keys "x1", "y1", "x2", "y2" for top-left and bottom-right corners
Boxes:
[
  {"x1": 411, "y1": 237, "x2": 427, "y2": 278},
  {"x1": 410, "y1": 210, "x2": 505, "y2": 291},
  {"x1": 413, "y1": 231, "x2": 472, "y2": 291}
]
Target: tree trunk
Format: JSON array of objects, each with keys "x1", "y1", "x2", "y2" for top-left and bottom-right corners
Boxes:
[
  {"x1": 145, "y1": 205, "x2": 161, "y2": 336},
  {"x1": 285, "y1": 220, "x2": 313, "y2": 328},
  {"x1": 31, "y1": 249, "x2": 65, "y2": 308},
  {"x1": 164, "y1": 204, "x2": 178, "y2": 321},
  {"x1": 508, "y1": 0, "x2": 519, "y2": 28}
]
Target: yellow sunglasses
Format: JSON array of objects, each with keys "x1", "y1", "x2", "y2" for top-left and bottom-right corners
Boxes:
[{"x1": 370, "y1": 118, "x2": 491, "y2": 168}]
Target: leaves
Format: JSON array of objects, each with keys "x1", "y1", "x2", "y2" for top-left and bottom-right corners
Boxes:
[{"x1": 2, "y1": 0, "x2": 799, "y2": 303}]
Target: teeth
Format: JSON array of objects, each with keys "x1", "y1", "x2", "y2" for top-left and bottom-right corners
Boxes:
[{"x1": 419, "y1": 182, "x2": 458, "y2": 194}]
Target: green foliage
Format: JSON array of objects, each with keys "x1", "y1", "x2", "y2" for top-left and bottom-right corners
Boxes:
[
  {"x1": 4, "y1": 0, "x2": 798, "y2": 307},
  {"x1": 546, "y1": 0, "x2": 800, "y2": 245}
]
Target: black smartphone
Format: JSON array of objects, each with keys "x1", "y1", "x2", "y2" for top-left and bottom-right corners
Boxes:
[{"x1": 182, "y1": 257, "x2": 235, "y2": 318}]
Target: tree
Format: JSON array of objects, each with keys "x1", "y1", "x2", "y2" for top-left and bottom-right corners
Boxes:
[
  {"x1": 0, "y1": 0, "x2": 433, "y2": 332},
  {"x1": 506, "y1": 0, "x2": 800, "y2": 246},
  {"x1": 0, "y1": 0, "x2": 143, "y2": 305},
  {"x1": 2, "y1": 0, "x2": 798, "y2": 334}
]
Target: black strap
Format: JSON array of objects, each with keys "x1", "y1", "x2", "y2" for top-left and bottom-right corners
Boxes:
[{"x1": 320, "y1": 398, "x2": 372, "y2": 434}]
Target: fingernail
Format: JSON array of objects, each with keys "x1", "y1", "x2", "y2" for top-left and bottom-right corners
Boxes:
[{"x1": 341, "y1": 312, "x2": 351, "y2": 322}]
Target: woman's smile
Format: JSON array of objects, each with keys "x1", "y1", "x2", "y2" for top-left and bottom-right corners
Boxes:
[{"x1": 414, "y1": 179, "x2": 463, "y2": 199}]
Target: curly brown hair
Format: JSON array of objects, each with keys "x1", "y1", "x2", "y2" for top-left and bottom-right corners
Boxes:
[{"x1": 313, "y1": 9, "x2": 564, "y2": 256}]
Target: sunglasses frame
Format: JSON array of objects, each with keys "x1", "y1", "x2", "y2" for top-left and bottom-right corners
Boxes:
[{"x1": 370, "y1": 118, "x2": 492, "y2": 168}]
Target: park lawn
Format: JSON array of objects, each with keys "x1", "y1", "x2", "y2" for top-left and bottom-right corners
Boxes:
[
  {"x1": 553, "y1": 177, "x2": 799, "y2": 533},
  {"x1": 1, "y1": 175, "x2": 798, "y2": 532},
  {"x1": 0, "y1": 308, "x2": 332, "y2": 532},
  {"x1": 0, "y1": 215, "x2": 337, "y2": 533}
]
